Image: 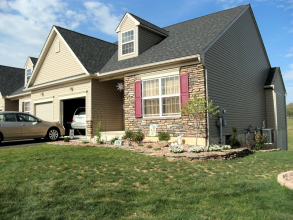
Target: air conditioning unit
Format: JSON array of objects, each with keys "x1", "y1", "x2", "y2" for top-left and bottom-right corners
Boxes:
[{"x1": 262, "y1": 129, "x2": 273, "y2": 143}]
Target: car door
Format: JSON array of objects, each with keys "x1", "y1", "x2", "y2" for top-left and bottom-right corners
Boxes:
[
  {"x1": 0, "y1": 113, "x2": 22, "y2": 140},
  {"x1": 16, "y1": 113, "x2": 46, "y2": 138}
]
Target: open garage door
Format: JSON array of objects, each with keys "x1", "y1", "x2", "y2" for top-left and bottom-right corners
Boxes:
[
  {"x1": 61, "y1": 97, "x2": 86, "y2": 135},
  {"x1": 35, "y1": 102, "x2": 53, "y2": 121}
]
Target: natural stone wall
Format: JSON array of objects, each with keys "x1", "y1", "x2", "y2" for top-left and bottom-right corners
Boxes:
[{"x1": 124, "y1": 63, "x2": 207, "y2": 139}]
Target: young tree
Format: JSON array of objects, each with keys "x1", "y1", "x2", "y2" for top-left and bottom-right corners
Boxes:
[
  {"x1": 181, "y1": 94, "x2": 219, "y2": 146},
  {"x1": 287, "y1": 103, "x2": 293, "y2": 118}
]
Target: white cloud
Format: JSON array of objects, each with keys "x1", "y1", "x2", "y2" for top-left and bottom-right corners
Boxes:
[
  {"x1": 84, "y1": 1, "x2": 122, "y2": 37},
  {"x1": 285, "y1": 53, "x2": 293, "y2": 57},
  {"x1": 0, "y1": 0, "x2": 121, "y2": 67},
  {"x1": 283, "y1": 64, "x2": 293, "y2": 80}
]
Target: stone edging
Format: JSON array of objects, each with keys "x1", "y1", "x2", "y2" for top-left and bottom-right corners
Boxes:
[
  {"x1": 277, "y1": 171, "x2": 293, "y2": 190},
  {"x1": 164, "y1": 148, "x2": 253, "y2": 161}
]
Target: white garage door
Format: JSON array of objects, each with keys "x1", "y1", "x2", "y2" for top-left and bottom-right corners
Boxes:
[{"x1": 35, "y1": 102, "x2": 53, "y2": 121}]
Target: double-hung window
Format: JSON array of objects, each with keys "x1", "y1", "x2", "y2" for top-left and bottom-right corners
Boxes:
[
  {"x1": 23, "y1": 101, "x2": 31, "y2": 113},
  {"x1": 142, "y1": 75, "x2": 180, "y2": 117},
  {"x1": 26, "y1": 69, "x2": 32, "y2": 84},
  {"x1": 121, "y1": 30, "x2": 134, "y2": 55}
]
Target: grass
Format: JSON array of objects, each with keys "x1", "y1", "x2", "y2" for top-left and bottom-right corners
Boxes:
[
  {"x1": 287, "y1": 118, "x2": 293, "y2": 151},
  {"x1": 1, "y1": 144, "x2": 293, "y2": 219}
]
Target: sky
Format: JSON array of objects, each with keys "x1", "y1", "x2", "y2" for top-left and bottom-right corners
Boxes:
[{"x1": 0, "y1": 0, "x2": 293, "y2": 102}]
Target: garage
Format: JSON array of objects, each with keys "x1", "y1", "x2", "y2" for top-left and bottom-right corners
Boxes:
[
  {"x1": 61, "y1": 97, "x2": 86, "y2": 136},
  {"x1": 35, "y1": 102, "x2": 53, "y2": 121}
]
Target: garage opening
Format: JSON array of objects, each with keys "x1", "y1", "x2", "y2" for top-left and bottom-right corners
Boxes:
[{"x1": 61, "y1": 97, "x2": 86, "y2": 136}]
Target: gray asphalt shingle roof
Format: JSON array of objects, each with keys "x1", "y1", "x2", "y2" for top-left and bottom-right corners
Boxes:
[
  {"x1": 100, "y1": 5, "x2": 248, "y2": 74},
  {"x1": 0, "y1": 65, "x2": 24, "y2": 97},
  {"x1": 30, "y1": 57, "x2": 38, "y2": 66},
  {"x1": 55, "y1": 26, "x2": 118, "y2": 74}
]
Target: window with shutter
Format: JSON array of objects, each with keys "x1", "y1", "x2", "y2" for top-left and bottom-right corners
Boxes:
[{"x1": 180, "y1": 73, "x2": 189, "y2": 107}]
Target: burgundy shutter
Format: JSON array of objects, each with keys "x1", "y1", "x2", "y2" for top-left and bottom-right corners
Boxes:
[
  {"x1": 134, "y1": 81, "x2": 142, "y2": 118},
  {"x1": 180, "y1": 73, "x2": 189, "y2": 107}
]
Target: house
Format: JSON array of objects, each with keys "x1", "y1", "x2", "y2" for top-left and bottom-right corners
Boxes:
[{"x1": 1, "y1": 4, "x2": 287, "y2": 149}]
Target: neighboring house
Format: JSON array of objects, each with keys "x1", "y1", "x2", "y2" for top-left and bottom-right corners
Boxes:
[
  {"x1": 1, "y1": 4, "x2": 287, "y2": 149},
  {"x1": 0, "y1": 65, "x2": 24, "y2": 112}
]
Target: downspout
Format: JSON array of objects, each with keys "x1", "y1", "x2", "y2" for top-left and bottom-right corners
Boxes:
[
  {"x1": 273, "y1": 91, "x2": 278, "y2": 148},
  {"x1": 200, "y1": 54, "x2": 210, "y2": 146}
]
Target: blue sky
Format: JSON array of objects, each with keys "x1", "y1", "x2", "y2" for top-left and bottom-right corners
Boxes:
[{"x1": 0, "y1": 0, "x2": 293, "y2": 102}]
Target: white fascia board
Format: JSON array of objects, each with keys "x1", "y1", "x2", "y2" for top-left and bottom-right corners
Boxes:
[
  {"x1": 116, "y1": 13, "x2": 140, "y2": 32},
  {"x1": 7, "y1": 92, "x2": 31, "y2": 99}
]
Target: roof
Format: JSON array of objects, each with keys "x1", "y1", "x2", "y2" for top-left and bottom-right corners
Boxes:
[
  {"x1": 265, "y1": 67, "x2": 276, "y2": 86},
  {"x1": 129, "y1": 13, "x2": 169, "y2": 36},
  {"x1": 0, "y1": 65, "x2": 24, "y2": 97},
  {"x1": 55, "y1": 26, "x2": 118, "y2": 74},
  {"x1": 9, "y1": 86, "x2": 28, "y2": 97},
  {"x1": 30, "y1": 57, "x2": 38, "y2": 66},
  {"x1": 100, "y1": 5, "x2": 249, "y2": 74}
]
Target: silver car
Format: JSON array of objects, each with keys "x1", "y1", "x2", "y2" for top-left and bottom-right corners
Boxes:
[
  {"x1": 0, "y1": 111, "x2": 65, "y2": 144},
  {"x1": 71, "y1": 107, "x2": 86, "y2": 129}
]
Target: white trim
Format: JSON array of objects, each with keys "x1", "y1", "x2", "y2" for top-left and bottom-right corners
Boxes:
[
  {"x1": 273, "y1": 91, "x2": 279, "y2": 147},
  {"x1": 205, "y1": 67, "x2": 209, "y2": 146},
  {"x1": 141, "y1": 70, "x2": 179, "y2": 80},
  {"x1": 25, "y1": 68, "x2": 32, "y2": 85},
  {"x1": 23, "y1": 57, "x2": 34, "y2": 69},
  {"x1": 23, "y1": 100, "x2": 31, "y2": 113},
  {"x1": 33, "y1": 97, "x2": 54, "y2": 104},
  {"x1": 7, "y1": 92, "x2": 31, "y2": 99},
  {"x1": 121, "y1": 29, "x2": 135, "y2": 56},
  {"x1": 59, "y1": 92, "x2": 87, "y2": 100}
]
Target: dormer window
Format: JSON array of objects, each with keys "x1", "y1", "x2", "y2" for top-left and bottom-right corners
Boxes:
[
  {"x1": 26, "y1": 69, "x2": 32, "y2": 85},
  {"x1": 122, "y1": 30, "x2": 134, "y2": 55}
]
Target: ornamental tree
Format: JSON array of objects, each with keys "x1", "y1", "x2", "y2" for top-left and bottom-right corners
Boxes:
[{"x1": 181, "y1": 94, "x2": 219, "y2": 146}]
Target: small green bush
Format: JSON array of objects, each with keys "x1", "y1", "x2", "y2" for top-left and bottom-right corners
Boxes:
[
  {"x1": 229, "y1": 127, "x2": 241, "y2": 149},
  {"x1": 254, "y1": 132, "x2": 267, "y2": 150},
  {"x1": 110, "y1": 136, "x2": 119, "y2": 144},
  {"x1": 82, "y1": 141, "x2": 89, "y2": 144},
  {"x1": 158, "y1": 132, "x2": 171, "y2": 141},
  {"x1": 96, "y1": 122, "x2": 102, "y2": 144},
  {"x1": 138, "y1": 143, "x2": 143, "y2": 146},
  {"x1": 122, "y1": 130, "x2": 134, "y2": 140},
  {"x1": 154, "y1": 148, "x2": 161, "y2": 151},
  {"x1": 99, "y1": 140, "x2": 105, "y2": 144},
  {"x1": 132, "y1": 130, "x2": 144, "y2": 143},
  {"x1": 64, "y1": 137, "x2": 70, "y2": 142},
  {"x1": 146, "y1": 145, "x2": 152, "y2": 148}
]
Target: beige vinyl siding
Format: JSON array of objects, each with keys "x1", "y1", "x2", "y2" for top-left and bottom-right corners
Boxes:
[
  {"x1": 138, "y1": 27, "x2": 163, "y2": 55},
  {"x1": 205, "y1": 9, "x2": 270, "y2": 143},
  {"x1": 19, "y1": 95, "x2": 31, "y2": 112},
  {"x1": 31, "y1": 79, "x2": 91, "y2": 122},
  {"x1": 91, "y1": 79, "x2": 124, "y2": 133},
  {"x1": 26, "y1": 59, "x2": 33, "y2": 70},
  {"x1": 33, "y1": 34, "x2": 84, "y2": 86},
  {"x1": 4, "y1": 99, "x2": 19, "y2": 111},
  {"x1": 119, "y1": 16, "x2": 138, "y2": 60},
  {"x1": 265, "y1": 89, "x2": 275, "y2": 128}
]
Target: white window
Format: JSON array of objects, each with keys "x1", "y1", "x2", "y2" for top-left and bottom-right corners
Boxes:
[
  {"x1": 23, "y1": 101, "x2": 31, "y2": 113},
  {"x1": 142, "y1": 75, "x2": 180, "y2": 117},
  {"x1": 26, "y1": 69, "x2": 32, "y2": 84},
  {"x1": 121, "y1": 30, "x2": 134, "y2": 55}
]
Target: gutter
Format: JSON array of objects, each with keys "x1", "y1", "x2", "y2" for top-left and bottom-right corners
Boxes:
[{"x1": 6, "y1": 92, "x2": 31, "y2": 99}]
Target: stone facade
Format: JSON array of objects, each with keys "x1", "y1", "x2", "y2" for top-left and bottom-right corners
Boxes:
[
  {"x1": 86, "y1": 120, "x2": 93, "y2": 136},
  {"x1": 124, "y1": 63, "x2": 207, "y2": 140}
]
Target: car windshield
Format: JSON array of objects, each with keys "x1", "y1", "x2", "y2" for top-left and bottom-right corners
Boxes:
[{"x1": 75, "y1": 108, "x2": 85, "y2": 116}]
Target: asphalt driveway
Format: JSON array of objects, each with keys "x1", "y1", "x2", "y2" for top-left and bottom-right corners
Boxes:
[{"x1": 0, "y1": 139, "x2": 50, "y2": 149}]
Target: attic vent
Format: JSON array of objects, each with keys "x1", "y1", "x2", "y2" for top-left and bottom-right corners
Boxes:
[{"x1": 55, "y1": 39, "x2": 60, "y2": 53}]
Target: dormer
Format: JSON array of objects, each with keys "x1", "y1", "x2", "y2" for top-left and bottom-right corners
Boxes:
[
  {"x1": 24, "y1": 56, "x2": 38, "y2": 86},
  {"x1": 116, "y1": 13, "x2": 168, "y2": 61}
]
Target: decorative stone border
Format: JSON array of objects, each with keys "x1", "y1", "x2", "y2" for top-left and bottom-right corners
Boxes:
[
  {"x1": 164, "y1": 148, "x2": 253, "y2": 161},
  {"x1": 277, "y1": 171, "x2": 293, "y2": 190}
]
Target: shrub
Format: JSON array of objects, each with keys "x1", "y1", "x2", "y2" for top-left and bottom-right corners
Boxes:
[
  {"x1": 122, "y1": 130, "x2": 134, "y2": 140},
  {"x1": 96, "y1": 122, "x2": 102, "y2": 144},
  {"x1": 110, "y1": 136, "x2": 119, "y2": 144},
  {"x1": 158, "y1": 132, "x2": 171, "y2": 141},
  {"x1": 98, "y1": 140, "x2": 105, "y2": 144},
  {"x1": 208, "y1": 144, "x2": 231, "y2": 151},
  {"x1": 82, "y1": 141, "x2": 89, "y2": 144},
  {"x1": 64, "y1": 137, "x2": 70, "y2": 142},
  {"x1": 254, "y1": 132, "x2": 267, "y2": 150},
  {"x1": 229, "y1": 127, "x2": 242, "y2": 149},
  {"x1": 146, "y1": 145, "x2": 152, "y2": 148},
  {"x1": 188, "y1": 145, "x2": 207, "y2": 153},
  {"x1": 168, "y1": 145, "x2": 184, "y2": 153},
  {"x1": 154, "y1": 148, "x2": 161, "y2": 151},
  {"x1": 132, "y1": 130, "x2": 144, "y2": 143},
  {"x1": 138, "y1": 143, "x2": 143, "y2": 146}
]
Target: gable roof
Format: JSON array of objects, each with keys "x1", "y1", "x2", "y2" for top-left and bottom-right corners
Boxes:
[
  {"x1": 128, "y1": 13, "x2": 169, "y2": 36},
  {"x1": 265, "y1": 67, "x2": 286, "y2": 93},
  {"x1": 55, "y1": 26, "x2": 118, "y2": 74},
  {"x1": 100, "y1": 4, "x2": 249, "y2": 74},
  {"x1": 0, "y1": 65, "x2": 24, "y2": 97},
  {"x1": 30, "y1": 57, "x2": 38, "y2": 66}
]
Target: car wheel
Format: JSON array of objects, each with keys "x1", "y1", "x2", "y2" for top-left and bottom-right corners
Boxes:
[{"x1": 47, "y1": 128, "x2": 59, "y2": 141}]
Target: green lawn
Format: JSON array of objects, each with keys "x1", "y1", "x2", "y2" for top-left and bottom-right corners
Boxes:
[
  {"x1": 1, "y1": 145, "x2": 293, "y2": 219},
  {"x1": 288, "y1": 118, "x2": 293, "y2": 151}
]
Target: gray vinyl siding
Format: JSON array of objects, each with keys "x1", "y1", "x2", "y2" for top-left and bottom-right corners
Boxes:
[
  {"x1": 204, "y1": 8, "x2": 270, "y2": 142},
  {"x1": 138, "y1": 27, "x2": 164, "y2": 55},
  {"x1": 274, "y1": 69, "x2": 286, "y2": 130},
  {"x1": 265, "y1": 89, "x2": 275, "y2": 128}
]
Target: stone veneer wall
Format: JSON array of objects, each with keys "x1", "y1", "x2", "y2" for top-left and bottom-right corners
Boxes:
[{"x1": 124, "y1": 63, "x2": 206, "y2": 139}]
